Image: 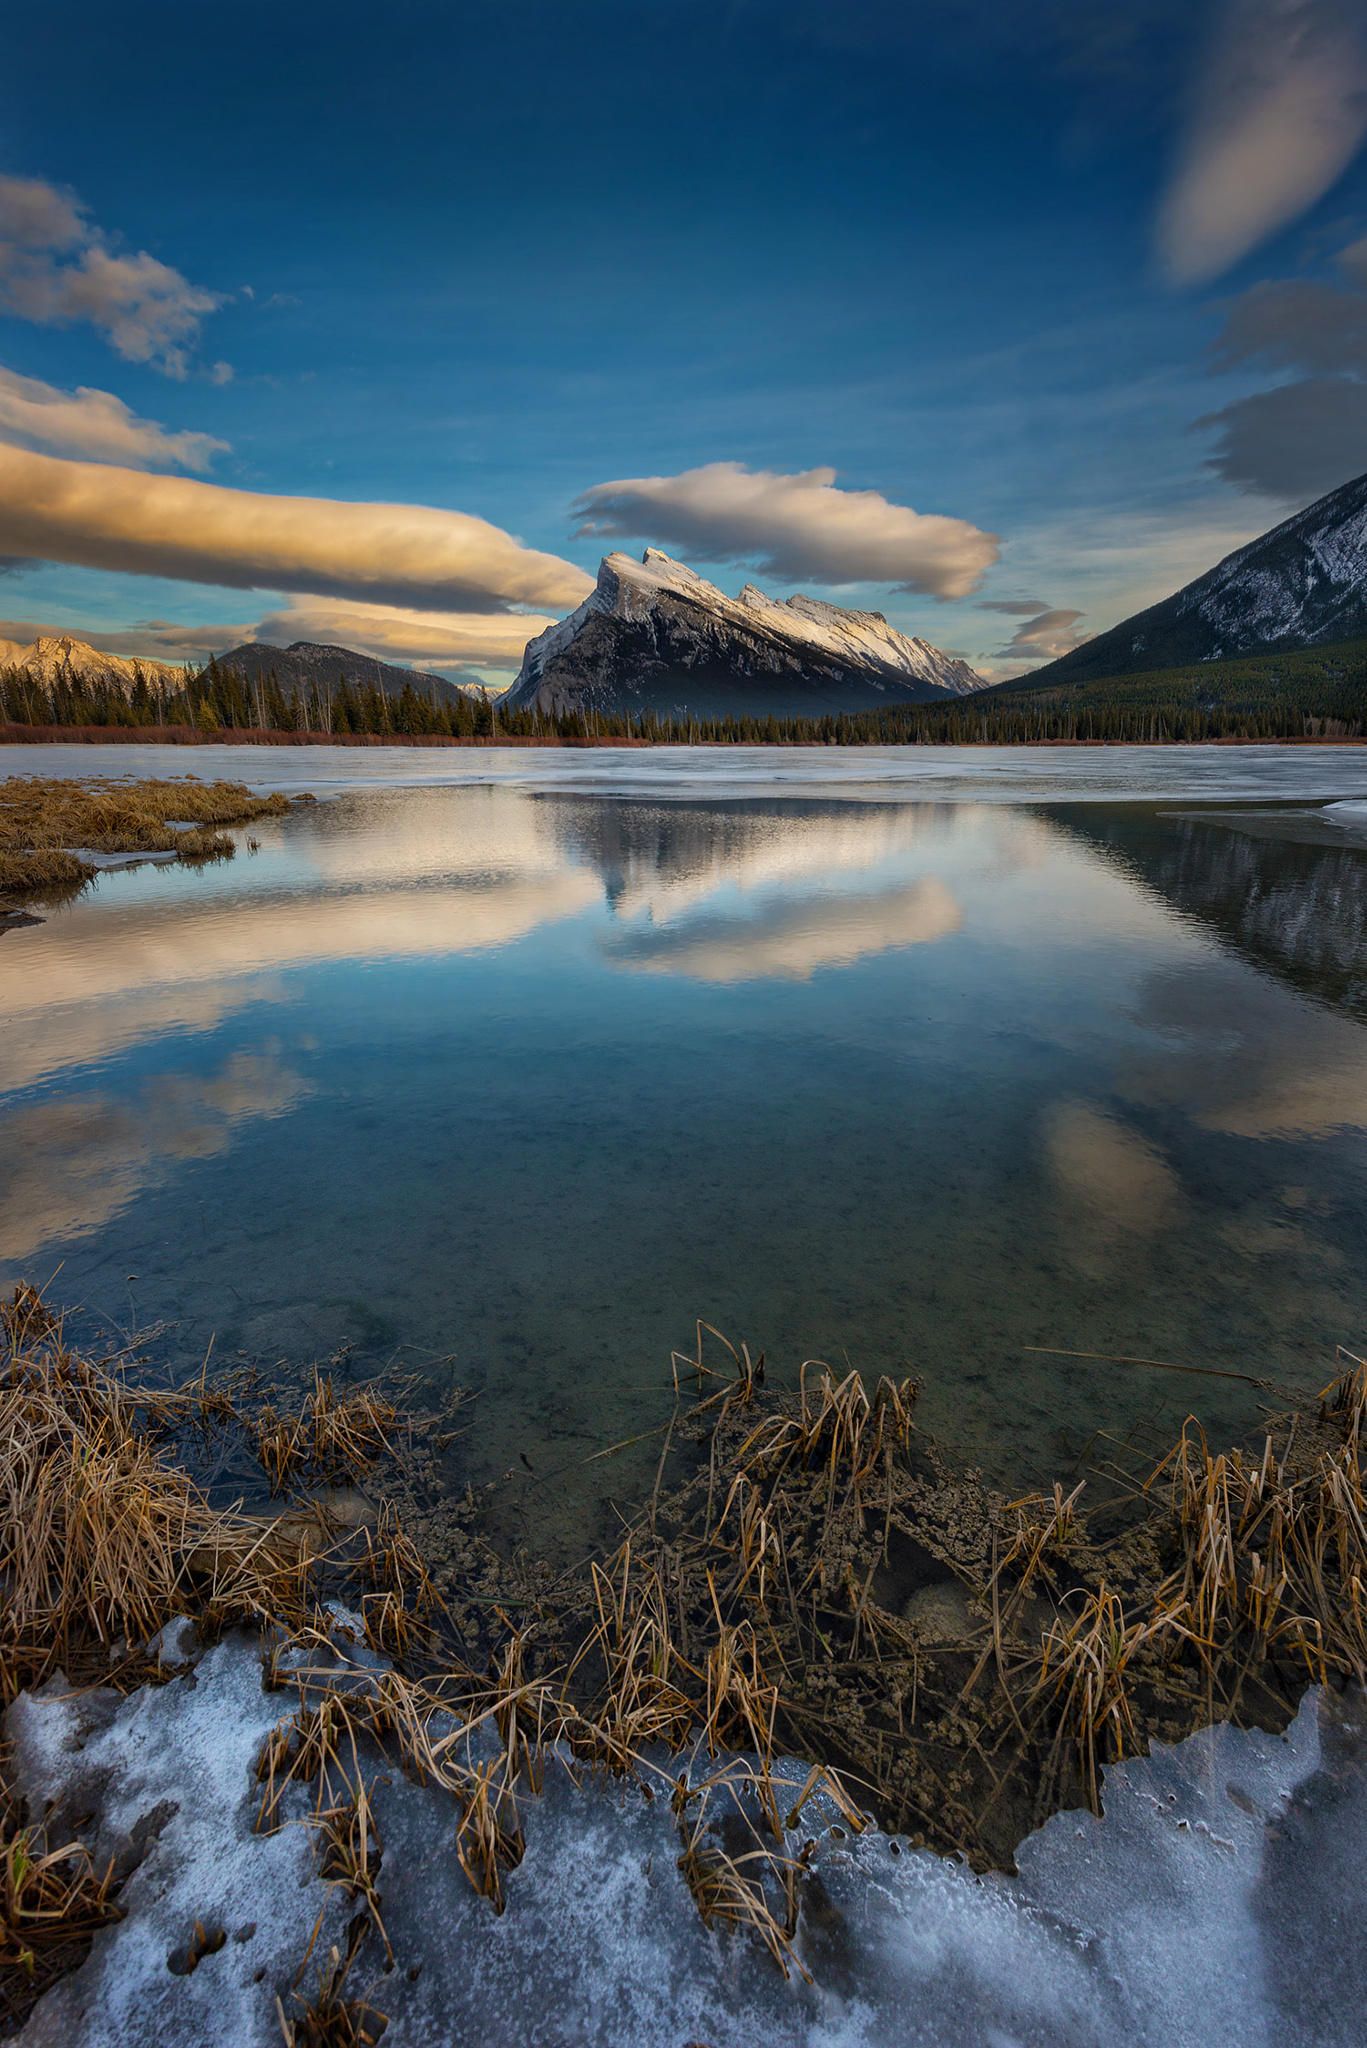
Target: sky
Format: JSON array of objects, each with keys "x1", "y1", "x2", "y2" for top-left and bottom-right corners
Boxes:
[{"x1": 1, "y1": 0, "x2": 1365, "y2": 683}]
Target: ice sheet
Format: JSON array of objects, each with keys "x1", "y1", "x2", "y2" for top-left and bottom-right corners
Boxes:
[{"x1": 8, "y1": 1638, "x2": 1365, "y2": 2048}]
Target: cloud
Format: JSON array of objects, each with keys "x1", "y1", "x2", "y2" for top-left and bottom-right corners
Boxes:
[
  {"x1": 0, "y1": 443, "x2": 594, "y2": 615},
  {"x1": 0, "y1": 175, "x2": 222, "y2": 377},
  {"x1": 0, "y1": 365, "x2": 226, "y2": 469},
  {"x1": 250, "y1": 597, "x2": 553, "y2": 671},
  {"x1": 0, "y1": 1050, "x2": 309, "y2": 1263},
  {"x1": 572, "y1": 460, "x2": 999, "y2": 599},
  {"x1": 1208, "y1": 236, "x2": 1367, "y2": 376},
  {"x1": 0, "y1": 596, "x2": 552, "y2": 672},
  {"x1": 975, "y1": 597, "x2": 1051, "y2": 616},
  {"x1": 1196, "y1": 236, "x2": 1367, "y2": 497},
  {"x1": 1156, "y1": 0, "x2": 1367, "y2": 285},
  {"x1": 1197, "y1": 376, "x2": 1367, "y2": 499},
  {"x1": 995, "y1": 608, "x2": 1090, "y2": 661}
]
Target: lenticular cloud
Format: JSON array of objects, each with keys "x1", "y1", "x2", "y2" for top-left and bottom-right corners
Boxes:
[
  {"x1": 0, "y1": 443, "x2": 595, "y2": 616},
  {"x1": 572, "y1": 461, "x2": 999, "y2": 599},
  {"x1": 1157, "y1": 0, "x2": 1367, "y2": 286}
]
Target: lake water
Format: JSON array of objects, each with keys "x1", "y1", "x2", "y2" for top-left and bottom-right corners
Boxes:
[{"x1": 4, "y1": 742, "x2": 1367, "y2": 1554}]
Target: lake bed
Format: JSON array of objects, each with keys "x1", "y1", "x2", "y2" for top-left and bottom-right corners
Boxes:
[{"x1": 4, "y1": 743, "x2": 1367, "y2": 1556}]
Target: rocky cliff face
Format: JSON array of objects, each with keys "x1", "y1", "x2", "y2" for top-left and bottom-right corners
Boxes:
[
  {"x1": 503, "y1": 551, "x2": 986, "y2": 718},
  {"x1": 1023, "y1": 471, "x2": 1367, "y2": 688}
]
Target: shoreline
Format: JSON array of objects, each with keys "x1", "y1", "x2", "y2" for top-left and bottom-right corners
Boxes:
[
  {"x1": 4, "y1": 1287, "x2": 1365, "y2": 2037},
  {"x1": 3, "y1": 721, "x2": 1365, "y2": 752}
]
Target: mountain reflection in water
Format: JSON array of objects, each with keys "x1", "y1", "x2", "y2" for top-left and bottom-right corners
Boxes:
[{"x1": 2, "y1": 777, "x2": 1366, "y2": 1557}]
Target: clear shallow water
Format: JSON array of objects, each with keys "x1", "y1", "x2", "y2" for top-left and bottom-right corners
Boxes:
[{"x1": 3, "y1": 744, "x2": 1367, "y2": 1553}]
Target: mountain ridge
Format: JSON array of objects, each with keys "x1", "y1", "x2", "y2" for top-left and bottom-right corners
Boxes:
[
  {"x1": 0, "y1": 634, "x2": 186, "y2": 691},
  {"x1": 1021, "y1": 472, "x2": 1367, "y2": 690},
  {"x1": 504, "y1": 550, "x2": 987, "y2": 718},
  {"x1": 212, "y1": 640, "x2": 474, "y2": 706}
]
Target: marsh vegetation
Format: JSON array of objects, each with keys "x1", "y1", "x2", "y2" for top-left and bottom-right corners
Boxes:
[
  {"x1": 0, "y1": 777, "x2": 307, "y2": 904},
  {"x1": 3, "y1": 1285, "x2": 1366, "y2": 2033}
]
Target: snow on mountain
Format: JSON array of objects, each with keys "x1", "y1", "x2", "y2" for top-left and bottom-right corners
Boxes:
[
  {"x1": 1021, "y1": 471, "x2": 1367, "y2": 688},
  {"x1": 0, "y1": 634, "x2": 185, "y2": 692},
  {"x1": 505, "y1": 549, "x2": 987, "y2": 719}
]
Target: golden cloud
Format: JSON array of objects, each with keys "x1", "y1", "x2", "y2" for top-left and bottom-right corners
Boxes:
[{"x1": 0, "y1": 442, "x2": 594, "y2": 615}]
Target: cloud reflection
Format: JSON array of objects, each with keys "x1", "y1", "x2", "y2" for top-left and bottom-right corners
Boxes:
[
  {"x1": 1043, "y1": 1100, "x2": 1185, "y2": 1246},
  {"x1": 602, "y1": 876, "x2": 962, "y2": 982},
  {"x1": 1122, "y1": 966, "x2": 1367, "y2": 1140},
  {"x1": 0, "y1": 1048, "x2": 308, "y2": 1262}
]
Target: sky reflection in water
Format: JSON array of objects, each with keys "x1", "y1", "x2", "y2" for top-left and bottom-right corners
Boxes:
[{"x1": 3, "y1": 763, "x2": 1367, "y2": 1553}]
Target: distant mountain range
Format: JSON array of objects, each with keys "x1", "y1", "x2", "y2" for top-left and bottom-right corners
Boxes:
[
  {"x1": 10, "y1": 472, "x2": 1367, "y2": 728},
  {"x1": 503, "y1": 550, "x2": 988, "y2": 718},
  {"x1": 1020, "y1": 471, "x2": 1367, "y2": 690},
  {"x1": 0, "y1": 633, "x2": 473, "y2": 706}
]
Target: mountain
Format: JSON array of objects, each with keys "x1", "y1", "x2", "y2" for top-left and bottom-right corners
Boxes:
[
  {"x1": 0, "y1": 634, "x2": 185, "y2": 691},
  {"x1": 214, "y1": 640, "x2": 474, "y2": 706},
  {"x1": 1022, "y1": 472, "x2": 1367, "y2": 689},
  {"x1": 503, "y1": 550, "x2": 987, "y2": 718}
]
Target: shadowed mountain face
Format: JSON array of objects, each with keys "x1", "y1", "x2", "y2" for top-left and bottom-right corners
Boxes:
[
  {"x1": 215, "y1": 640, "x2": 471, "y2": 705},
  {"x1": 1019, "y1": 472, "x2": 1367, "y2": 690},
  {"x1": 1052, "y1": 807, "x2": 1367, "y2": 1021},
  {"x1": 504, "y1": 550, "x2": 986, "y2": 719}
]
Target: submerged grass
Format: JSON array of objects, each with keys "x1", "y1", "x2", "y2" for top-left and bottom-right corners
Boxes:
[{"x1": 0, "y1": 775, "x2": 310, "y2": 901}]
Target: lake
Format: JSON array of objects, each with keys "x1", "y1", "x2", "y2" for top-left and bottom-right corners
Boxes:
[{"x1": 4, "y1": 742, "x2": 1367, "y2": 1555}]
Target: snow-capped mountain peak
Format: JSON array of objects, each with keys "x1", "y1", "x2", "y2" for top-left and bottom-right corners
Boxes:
[{"x1": 505, "y1": 550, "x2": 986, "y2": 719}]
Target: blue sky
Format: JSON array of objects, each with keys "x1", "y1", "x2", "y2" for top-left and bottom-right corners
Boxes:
[{"x1": 1, "y1": 0, "x2": 1365, "y2": 680}]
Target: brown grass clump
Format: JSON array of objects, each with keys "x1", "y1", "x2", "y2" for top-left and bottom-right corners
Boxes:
[
  {"x1": 250, "y1": 1371, "x2": 398, "y2": 1496},
  {"x1": 0, "y1": 774, "x2": 309, "y2": 901},
  {"x1": 0, "y1": 1301, "x2": 317, "y2": 1695},
  {"x1": 309, "y1": 1778, "x2": 392, "y2": 1968},
  {"x1": 277, "y1": 1933, "x2": 388, "y2": 2048},
  {"x1": 0, "y1": 849, "x2": 93, "y2": 895},
  {"x1": 0, "y1": 1789, "x2": 121, "y2": 2031}
]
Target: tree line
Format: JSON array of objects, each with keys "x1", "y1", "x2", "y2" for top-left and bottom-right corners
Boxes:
[{"x1": 3, "y1": 643, "x2": 1365, "y2": 746}]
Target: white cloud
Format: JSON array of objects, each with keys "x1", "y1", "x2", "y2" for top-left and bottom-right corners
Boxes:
[
  {"x1": 1043, "y1": 1100, "x2": 1185, "y2": 1243},
  {"x1": 0, "y1": 175, "x2": 223, "y2": 377},
  {"x1": 0, "y1": 365, "x2": 226, "y2": 469},
  {"x1": 572, "y1": 460, "x2": 999, "y2": 599},
  {"x1": 0, "y1": 442, "x2": 594, "y2": 615},
  {"x1": 603, "y1": 877, "x2": 963, "y2": 983},
  {"x1": 1157, "y1": 0, "x2": 1367, "y2": 285}
]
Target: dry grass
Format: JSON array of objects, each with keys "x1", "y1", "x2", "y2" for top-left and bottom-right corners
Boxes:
[
  {"x1": 277, "y1": 1934, "x2": 388, "y2": 2048},
  {"x1": 0, "y1": 1298, "x2": 318, "y2": 1695},
  {"x1": 1031, "y1": 1585, "x2": 1194, "y2": 1809},
  {"x1": 9, "y1": 1285, "x2": 1367, "y2": 1996},
  {"x1": 309, "y1": 1778, "x2": 392, "y2": 1968},
  {"x1": 251, "y1": 1372, "x2": 398, "y2": 1496},
  {"x1": 0, "y1": 849, "x2": 93, "y2": 895},
  {"x1": 0, "y1": 1788, "x2": 121, "y2": 2031},
  {"x1": 0, "y1": 775, "x2": 308, "y2": 901}
]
